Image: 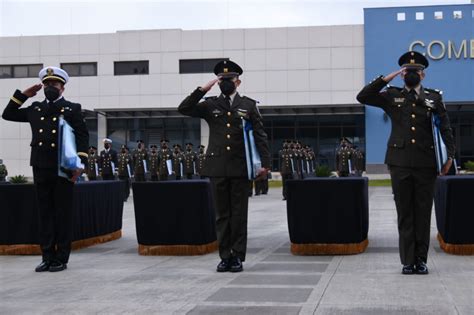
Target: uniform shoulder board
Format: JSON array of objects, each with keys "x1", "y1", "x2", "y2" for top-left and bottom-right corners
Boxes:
[
  {"x1": 204, "y1": 96, "x2": 218, "y2": 101},
  {"x1": 386, "y1": 85, "x2": 403, "y2": 92},
  {"x1": 424, "y1": 87, "x2": 443, "y2": 95},
  {"x1": 242, "y1": 96, "x2": 259, "y2": 104}
]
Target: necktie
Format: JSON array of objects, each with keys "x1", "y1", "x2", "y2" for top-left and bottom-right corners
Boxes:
[
  {"x1": 408, "y1": 89, "x2": 417, "y2": 100},
  {"x1": 225, "y1": 96, "x2": 231, "y2": 108}
]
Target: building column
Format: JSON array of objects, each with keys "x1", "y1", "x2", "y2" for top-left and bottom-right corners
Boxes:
[{"x1": 98, "y1": 112, "x2": 107, "y2": 148}]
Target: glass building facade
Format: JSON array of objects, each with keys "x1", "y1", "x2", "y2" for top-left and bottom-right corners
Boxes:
[{"x1": 93, "y1": 112, "x2": 365, "y2": 172}]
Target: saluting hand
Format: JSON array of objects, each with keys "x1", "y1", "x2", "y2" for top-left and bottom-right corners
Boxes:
[
  {"x1": 200, "y1": 78, "x2": 219, "y2": 93},
  {"x1": 383, "y1": 68, "x2": 405, "y2": 83},
  {"x1": 22, "y1": 84, "x2": 43, "y2": 98}
]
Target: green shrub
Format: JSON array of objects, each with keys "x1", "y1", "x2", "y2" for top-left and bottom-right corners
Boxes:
[
  {"x1": 464, "y1": 161, "x2": 474, "y2": 172},
  {"x1": 315, "y1": 165, "x2": 332, "y2": 177},
  {"x1": 9, "y1": 175, "x2": 28, "y2": 184}
]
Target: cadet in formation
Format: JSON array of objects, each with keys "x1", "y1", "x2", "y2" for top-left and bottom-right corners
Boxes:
[
  {"x1": 357, "y1": 51, "x2": 455, "y2": 275},
  {"x1": 172, "y1": 144, "x2": 184, "y2": 180},
  {"x1": 335, "y1": 137, "x2": 353, "y2": 177},
  {"x1": 196, "y1": 145, "x2": 206, "y2": 178},
  {"x1": 99, "y1": 138, "x2": 117, "y2": 180},
  {"x1": 179, "y1": 60, "x2": 270, "y2": 272},
  {"x1": 2, "y1": 66, "x2": 89, "y2": 272},
  {"x1": 132, "y1": 140, "x2": 148, "y2": 182},
  {"x1": 183, "y1": 143, "x2": 197, "y2": 179},
  {"x1": 158, "y1": 139, "x2": 172, "y2": 181},
  {"x1": 148, "y1": 144, "x2": 160, "y2": 181},
  {"x1": 117, "y1": 145, "x2": 132, "y2": 201},
  {"x1": 86, "y1": 146, "x2": 99, "y2": 181},
  {"x1": 279, "y1": 140, "x2": 293, "y2": 200}
]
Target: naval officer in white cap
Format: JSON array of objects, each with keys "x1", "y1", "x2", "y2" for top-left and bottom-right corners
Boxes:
[{"x1": 2, "y1": 66, "x2": 89, "y2": 272}]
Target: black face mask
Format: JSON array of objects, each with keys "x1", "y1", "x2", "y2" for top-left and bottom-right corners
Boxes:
[
  {"x1": 44, "y1": 86, "x2": 60, "y2": 102},
  {"x1": 121, "y1": 149, "x2": 126, "y2": 153},
  {"x1": 104, "y1": 144, "x2": 110, "y2": 149},
  {"x1": 219, "y1": 79, "x2": 236, "y2": 96},
  {"x1": 404, "y1": 71, "x2": 421, "y2": 88}
]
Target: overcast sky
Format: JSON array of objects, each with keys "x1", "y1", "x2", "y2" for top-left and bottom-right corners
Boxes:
[{"x1": 0, "y1": 0, "x2": 470, "y2": 37}]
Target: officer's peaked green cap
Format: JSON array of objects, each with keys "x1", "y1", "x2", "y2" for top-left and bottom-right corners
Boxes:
[
  {"x1": 398, "y1": 51, "x2": 429, "y2": 70},
  {"x1": 214, "y1": 60, "x2": 243, "y2": 78}
]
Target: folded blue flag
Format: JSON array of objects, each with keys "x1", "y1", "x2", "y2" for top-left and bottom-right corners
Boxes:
[
  {"x1": 432, "y1": 113, "x2": 448, "y2": 174},
  {"x1": 58, "y1": 116, "x2": 84, "y2": 179},
  {"x1": 242, "y1": 119, "x2": 262, "y2": 180}
]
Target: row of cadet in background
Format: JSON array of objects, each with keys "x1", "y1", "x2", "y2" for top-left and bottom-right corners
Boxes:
[
  {"x1": 0, "y1": 137, "x2": 364, "y2": 184},
  {"x1": 86, "y1": 138, "x2": 206, "y2": 182},
  {"x1": 278, "y1": 138, "x2": 365, "y2": 179}
]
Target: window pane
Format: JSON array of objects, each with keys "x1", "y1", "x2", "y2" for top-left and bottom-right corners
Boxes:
[
  {"x1": 0, "y1": 66, "x2": 12, "y2": 78},
  {"x1": 319, "y1": 126, "x2": 341, "y2": 144},
  {"x1": 13, "y1": 66, "x2": 28, "y2": 78},
  {"x1": 28, "y1": 64, "x2": 43, "y2": 77},
  {"x1": 62, "y1": 64, "x2": 80, "y2": 76},
  {"x1": 114, "y1": 61, "x2": 149, "y2": 75},
  {"x1": 80, "y1": 63, "x2": 97, "y2": 76},
  {"x1": 179, "y1": 58, "x2": 229, "y2": 74}
]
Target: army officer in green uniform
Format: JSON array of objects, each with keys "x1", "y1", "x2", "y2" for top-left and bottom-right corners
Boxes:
[
  {"x1": 357, "y1": 51, "x2": 455, "y2": 275},
  {"x1": 178, "y1": 60, "x2": 270, "y2": 273}
]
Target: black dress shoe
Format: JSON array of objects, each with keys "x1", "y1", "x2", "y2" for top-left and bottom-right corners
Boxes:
[
  {"x1": 49, "y1": 261, "x2": 67, "y2": 272},
  {"x1": 401, "y1": 264, "x2": 415, "y2": 275},
  {"x1": 230, "y1": 257, "x2": 243, "y2": 273},
  {"x1": 216, "y1": 259, "x2": 230, "y2": 272},
  {"x1": 35, "y1": 261, "x2": 50, "y2": 272},
  {"x1": 415, "y1": 261, "x2": 429, "y2": 275}
]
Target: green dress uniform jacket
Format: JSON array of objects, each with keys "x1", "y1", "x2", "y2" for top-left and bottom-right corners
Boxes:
[
  {"x1": 178, "y1": 88, "x2": 271, "y2": 176},
  {"x1": 178, "y1": 88, "x2": 270, "y2": 262},
  {"x1": 356, "y1": 76, "x2": 455, "y2": 167},
  {"x1": 356, "y1": 76, "x2": 455, "y2": 266}
]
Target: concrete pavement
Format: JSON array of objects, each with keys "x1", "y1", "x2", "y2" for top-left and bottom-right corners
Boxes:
[{"x1": 1, "y1": 186, "x2": 473, "y2": 314}]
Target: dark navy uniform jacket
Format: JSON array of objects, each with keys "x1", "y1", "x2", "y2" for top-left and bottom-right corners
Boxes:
[{"x1": 2, "y1": 90, "x2": 89, "y2": 168}]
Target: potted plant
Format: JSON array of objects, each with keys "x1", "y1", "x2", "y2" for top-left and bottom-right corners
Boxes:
[{"x1": 9, "y1": 175, "x2": 29, "y2": 184}]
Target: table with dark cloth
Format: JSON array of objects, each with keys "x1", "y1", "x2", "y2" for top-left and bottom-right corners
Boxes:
[
  {"x1": 435, "y1": 175, "x2": 474, "y2": 255},
  {"x1": 132, "y1": 179, "x2": 217, "y2": 255},
  {"x1": 0, "y1": 181, "x2": 125, "y2": 254},
  {"x1": 286, "y1": 177, "x2": 369, "y2": 255}
]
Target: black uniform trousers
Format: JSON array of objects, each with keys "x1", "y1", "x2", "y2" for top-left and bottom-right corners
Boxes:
[
  {"x1": 262, "y1": 178, "x2": 269, "y2": 194},
  {"x1": 118, "y1": 175, "x2": 130, "y2": 200},
  {"x1": 248, "y1": 180, "x2": 253, "y2": 196},
  {"x1": 159, "y1": 174, "x2": 168, "y2": 181},
  {"x1": 33, "y1": 167, "x2": 74, "y2": 264},
  {"x1": 210, "y1": 177, "x2": 249, "y2": 261},
  {"x1": 389, "y1": 165, "x2": 437, "y2": 265},
  {"x1": 150, "y1": 174, "x2": 159, "y2": 181},
  {"x1": 254, "y1": 180, "x2": 262, "y2": 195}
]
